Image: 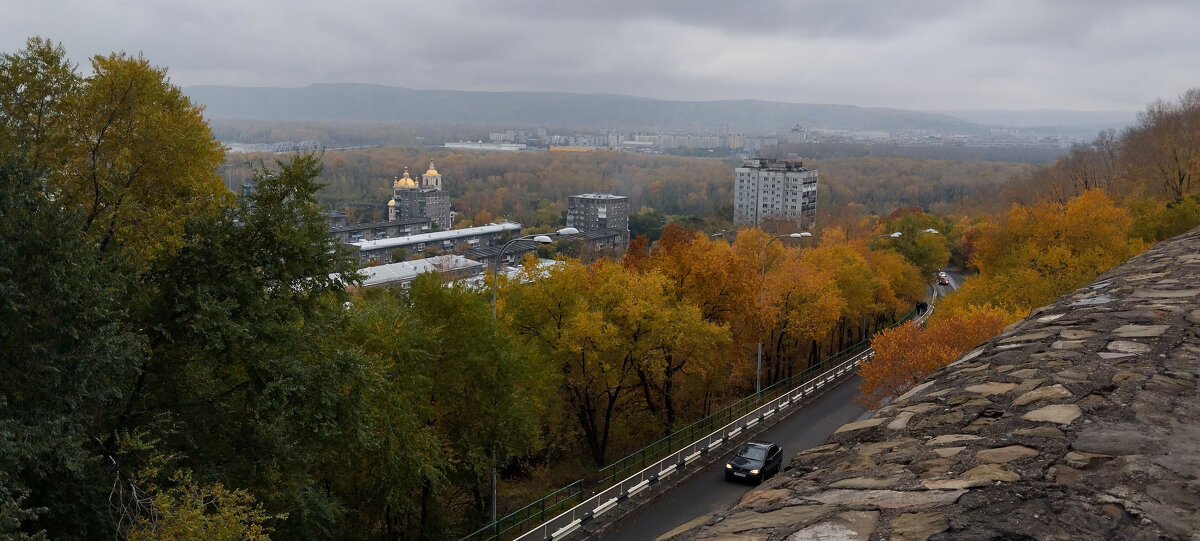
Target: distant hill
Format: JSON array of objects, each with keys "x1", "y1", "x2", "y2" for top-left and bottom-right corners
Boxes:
[
  {"x1": 936, "y1": 109, "x2": 1137, "y2": 131},
  {"x1": 185, "y1": 83, "x2": 986, "y2": 134}
]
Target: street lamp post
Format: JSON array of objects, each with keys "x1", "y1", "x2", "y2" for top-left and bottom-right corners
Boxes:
[
  {"x1": 866, "y1": 231, "x2": 903, "y2": 264},
  {"x1": 491, "y1": 227, "x2": 579, "y2": 323},
  {"x1": 757, "y1": 232, "x2": 812, "y2": 394},
  {"x1": 486, "y1": 226, "x2": 577, "y2": 524}
]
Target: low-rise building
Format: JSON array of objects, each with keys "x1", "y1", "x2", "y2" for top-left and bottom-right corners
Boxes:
[
  {"x1": 357, "y1": 254, "x2": 484, "y2": 288},
  {"x1": 349, "y1": 221, "x2": 524, "y2": 264},
  {"x1": 329, "y1": 217, "x2": 432, "y2": 243}
]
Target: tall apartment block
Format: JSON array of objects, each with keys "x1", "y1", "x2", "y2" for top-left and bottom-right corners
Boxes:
[
  {"x1": 567, "y1": 193, "x2": 630, "y2": 253},
  {"x1": 733, "y1": 158, "x2": 817, "y2": 229},
  {"x1": 567, "y1": 193, "x2": 628, "y2": 231}
]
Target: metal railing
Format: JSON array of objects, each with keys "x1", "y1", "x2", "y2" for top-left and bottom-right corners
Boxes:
[{"x1": 463, "y1": 307, "x2": 921, "y2": 541}]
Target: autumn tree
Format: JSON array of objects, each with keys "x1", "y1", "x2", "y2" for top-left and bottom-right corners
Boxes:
[
  {"x1": 1122, "y1": 89, "x2": 1200, "y2": 201},
  {"x1": 761, "y1": 252, "x2": 844, "y2": 384},
  {"x1": 0, "y1": 37, "x2": 79, "y2": 171},
  {"x1": 503, "y1": 260, "x2": 631, "y2": 466},
  {"x1": 943, "y1": 189, "x2": 1146, "y2": 317},
  {"x1": 857, "y1": 305, "x2": 1010, "y2": 409}
]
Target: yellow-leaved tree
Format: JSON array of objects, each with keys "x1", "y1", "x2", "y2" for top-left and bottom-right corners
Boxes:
[
  {"x1": 857, "y1": 305, "x2": 1011, "y2": 409},
  {"x1": 58, "y1": 50, "x2": 228, "y2": 265},
  {"x1": 942, "y1": 189, "x2": 1147, "y2": 318}
]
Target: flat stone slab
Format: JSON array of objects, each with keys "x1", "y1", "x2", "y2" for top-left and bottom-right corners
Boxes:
[
  {"x1": 657, "y1": 515, "x2": 713, "y2": 541},
  {"x1": 964, "y1": 382, "x2": 1017, "y2": 395},
  {"x1": 806, "y1": 489, "x2": 966, "y2": 510},
  {"x1": 1064, "y1": 451, "x2": 1114, "y2": 469},
  {"x1": 894, "y1": 381, "x2": 937, "y2": 403},
  {"x1": 899, "y1": 403, "x2": 939, "y2": 414},
  {"x1": 922, "y1": 464, "x2": 1020, "y2": 489},
  {"x1": 1074, "y1": 424, "x2": 1167, "y2": 455},
  {"x1": 1051, "y1": 340, "x2": 1084, "y2": 349},
  {"x1": 1013, "y1": 426, "x2": 1066, "y2": 439},
  {"x1": 1106, "y1": 340, "x2": 1151, "y2": 354},
  {"x1": 1007, "y1": 368, "x2": 1039, "y2": 379},
  {"x1": 1022, "y1": 404, "x2": 1082, "y2": 424},
  {"x1": 1072, "y1": 295, "x2": 1114, "y2": 306},
  {"x1": 975, "y1": 445, "x2": 1039, "y2": 463},
  {"x1": 932, "y1": 446, "x2": 966, "y2": 458},
  {"x1": 1132, "y1": 289, "x2": 1200, "y2": 298},
  {"x1": 887, "y1": 411, "x2": 915, "y2": 430},
  {"x1": 739, "y1": 489, "x2": 793, "y2": 508},
  {"x1": 1000, "y1": 331, "x2": 1055, "y2": 343},
  {"x1": 786, "y1": 510, "x2": 880, "y2": 541},
  {"x1": 887, "y1": 512, "x2": 949, "y2": 541},
  {"x1": 709, "y1": 505, "x2": 833, "y2": 534},
  {"x1": 927, "y1": 434, "x2": 982, "y2": 445},
  {"x1": 1113, "y1": 324, "x2": 1170, "y2": 337},
  {"x1": 835, "y1": 418, "x2": 886, "y2": 434},
  {"x1": 829, "y1": 477, "x2": 899, "y2": 490},
  {"x1": 1011, "y1": 384, "x2": 1073, "y2": 406}
]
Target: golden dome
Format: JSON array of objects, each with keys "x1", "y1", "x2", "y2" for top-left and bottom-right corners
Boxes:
[
  {"x1": 387, "y1": 199, "x2": 396, "y2": 206},
  {"x1": 424, "y1": 160, "x2": 439, "y2": 177},
  {"x1": 393, "y1": 168, "x2": 417, "y2": 189}
]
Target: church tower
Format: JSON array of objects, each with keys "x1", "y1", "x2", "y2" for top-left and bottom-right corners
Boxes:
[
  {"x1": 389, "y1": 167, "x2": 417, "y2": 220},
  {"x1": 421, "y1": 161, "x2": 442, "y2": 191}
]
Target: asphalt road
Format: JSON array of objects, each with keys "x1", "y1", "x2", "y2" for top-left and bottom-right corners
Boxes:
[
  {"x1": 589, "y1": 272, "x2": 960, "y2": 541},
  {"x1": 594, "y1": 374, "x2": 869, "y2": 541}
]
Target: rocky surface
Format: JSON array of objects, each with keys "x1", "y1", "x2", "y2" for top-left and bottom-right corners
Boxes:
[{"x1": 663, "y1": 228, "x2": 1200, "y2": 540}]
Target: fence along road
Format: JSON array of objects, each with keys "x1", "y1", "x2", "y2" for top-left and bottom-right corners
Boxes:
[{"x1": 513, "y1": 316, "x2": 916, "y2": 541}]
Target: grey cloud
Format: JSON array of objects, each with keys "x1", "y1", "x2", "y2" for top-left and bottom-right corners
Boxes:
[{"x1": 3, "y1": 0, "x2": 1197, "y2": 110}]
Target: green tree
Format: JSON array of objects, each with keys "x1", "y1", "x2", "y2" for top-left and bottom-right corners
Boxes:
[
  {"x1": 0, "y1": 162, "x2": 141, "y2": 539},
  {"x1": 124, "y1": 154, "x2": 360, "y2": 538},
  {"x1": 879, "y1": 209, "x2": 951, "y2": 279}
]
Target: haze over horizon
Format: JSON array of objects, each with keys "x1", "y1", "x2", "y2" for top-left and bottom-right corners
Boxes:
[{"x1": 4, "y1": 0, "x2": 1197, "y2": 113}]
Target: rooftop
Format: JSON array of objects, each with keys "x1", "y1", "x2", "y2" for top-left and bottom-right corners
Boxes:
[
  {"x1": 358, "y1": 255, "x2": 483, "y2": 287},
  {"x1": 572, "y1": 193, "x2": 627, "y2": 200},
  {"x1": 351, "y1": 221, "x2": 522, "y2": 251}
]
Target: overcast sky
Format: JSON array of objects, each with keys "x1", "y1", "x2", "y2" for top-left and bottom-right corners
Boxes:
[{"x1": 4, "y1": 0, "x2": 1197, "y2": 112}]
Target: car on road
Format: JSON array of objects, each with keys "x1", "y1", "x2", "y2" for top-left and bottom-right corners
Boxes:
[
  {"x1": 937, "y1": 271, "x2": 950, "y2": 286},
  {"x1": 725, "y1": 441, "x2": 782, "y2": 484}
]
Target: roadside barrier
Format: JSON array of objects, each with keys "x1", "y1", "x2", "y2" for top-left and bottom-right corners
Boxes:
[{"x1": 463, "y1": 307, "x2": 922, "y2": 541}]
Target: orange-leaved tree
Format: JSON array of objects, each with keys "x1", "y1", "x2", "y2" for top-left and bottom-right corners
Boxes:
[{"x1": 857, "y1": 305, "x2": 1010, "y2": 409}]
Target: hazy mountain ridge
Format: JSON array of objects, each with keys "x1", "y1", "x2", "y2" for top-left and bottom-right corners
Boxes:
[
  {"x1": 186, "y1": 83, "x2": 987, "y2": 134},
  {"x1": 936, "y1": 108, "x2": 1137, "y2": 130}
]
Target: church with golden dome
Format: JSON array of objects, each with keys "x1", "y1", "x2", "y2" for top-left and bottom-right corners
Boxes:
[{"x1": 388, "y1": 161, "x2": 451, "y2": 230}]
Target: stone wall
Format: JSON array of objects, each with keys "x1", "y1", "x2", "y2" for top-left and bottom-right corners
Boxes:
[{"x1": 667, "y1": 227, "x2": 1200, "y2": 540}]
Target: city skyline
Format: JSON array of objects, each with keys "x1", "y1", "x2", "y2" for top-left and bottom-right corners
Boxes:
[{"x1": 4, "y1": 0, "x2": 1198, "y2": 112}]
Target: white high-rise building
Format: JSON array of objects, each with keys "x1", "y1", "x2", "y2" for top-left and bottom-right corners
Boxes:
[{"x1": 733, "y1": 159, "x2": 818, "y2": 228}]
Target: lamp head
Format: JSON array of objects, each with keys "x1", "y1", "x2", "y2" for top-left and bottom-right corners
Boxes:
[
  {"x1": 533, "y1": 235, "x2": 553, "y2": 244},
  {"x1": 557, "y1": 227, "x2": 580, "y2": 236},
  {"x1": 890, "y1": 232, "x2": 902, "y2": 238},
  {"x1": 922, "y1": 228, "x2": 939, "y2": 234}
]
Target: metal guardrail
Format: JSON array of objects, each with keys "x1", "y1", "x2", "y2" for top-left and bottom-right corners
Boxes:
[
  {"x1": 465, "y1": 306, "x2": 923, "y2": 541},
  {"x1": 514, "y1": 345, "x2": 874, "y2": 541}
]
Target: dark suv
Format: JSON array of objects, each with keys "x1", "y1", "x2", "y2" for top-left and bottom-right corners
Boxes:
[{"x1": 724, "y1": 441, "x2": 782, "y2": 484}]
